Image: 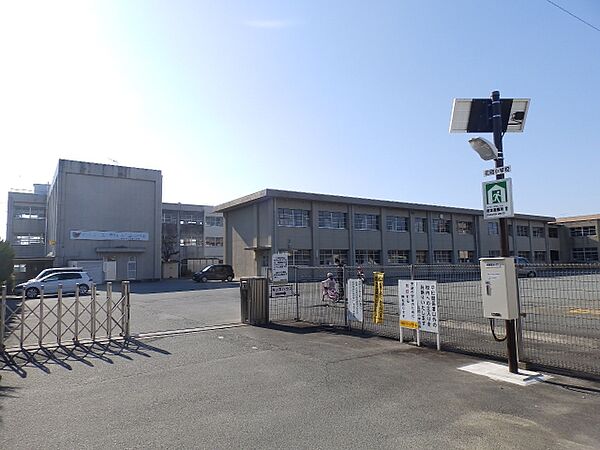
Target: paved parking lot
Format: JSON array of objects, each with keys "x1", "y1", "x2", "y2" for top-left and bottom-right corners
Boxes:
[
  {"x1": 126, "y1": 279, "x2": 241, "y2": 333},
  {"x1": 2, "y1": 324, "x2": 600, "y2": 449}
]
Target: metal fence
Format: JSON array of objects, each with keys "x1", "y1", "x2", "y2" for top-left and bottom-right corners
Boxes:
[
  {"x1": 1, "y1": 282, "x2": 131, "y2": 353},
  {"x1": 269, "y1": 264, "x2": 600, "y2": 380}
]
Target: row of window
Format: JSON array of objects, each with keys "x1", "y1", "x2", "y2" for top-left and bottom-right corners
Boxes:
[
  {"x1": 162, "y1": 212, "x2": 223, "y2": 226},
  {"x1": 572, "y1": 247, "x2": 599, "y2": 262},
  {"x1": 570, "y1": 226, "x2": 597, "y2": 237},
  {"x1": 14, "y1": 205, "x2": 46, "y2": 220},
  {"x1": 281, "y1": 208, "x2": 557, "y2": 237},
  {"x1": 179, "y1": 237, "x2": 224, "y2": 247},
  {"x1": 14, "y1": 234, "x2": 45, "y2": 245},
  {"x1": 280, "y1": 249, "x2": 558, "y2": 265}
]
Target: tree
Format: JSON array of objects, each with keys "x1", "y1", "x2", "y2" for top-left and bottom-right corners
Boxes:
[
  {"x1": 0, "y1": 239, "x2": 15, "y2": 286},
  {"x1": 161, "y1": 235, "x2": 179, "y2": 262}
]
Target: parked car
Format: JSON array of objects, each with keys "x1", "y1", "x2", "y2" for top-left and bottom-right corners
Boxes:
[
  {"x1": 515, "y1": 257, "x2": 537, "y2": 278},
  {"x1": 14, "y1": 272, "x2": 93, "y2": 298},
  {"x1": 193, "y1": 264, "x2": 234, "y2": 282},
  {"x1": 34, "y1": 267, "x2": 83, "y2": 280}
]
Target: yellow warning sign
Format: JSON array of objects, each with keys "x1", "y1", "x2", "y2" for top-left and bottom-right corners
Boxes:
[
  {"x1": 400, "y1": 320, "x2": 419, "y2": 329},
  {"x1": 569, "y1": 308, "x2": 600, "y2": 316},
  {"x1": 373, "y1": 272, "x2": 384, "y2": 325}
]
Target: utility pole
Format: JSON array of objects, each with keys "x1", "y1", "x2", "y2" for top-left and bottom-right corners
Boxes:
[{"x1": 491, "y1": 90, "x2": 519, "y2": 374}]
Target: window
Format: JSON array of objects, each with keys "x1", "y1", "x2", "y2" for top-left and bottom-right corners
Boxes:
[
  {"x1": 355, "y1": 250, "x2": 382, "y2": 265},
  {"x1": 180, "y1": 237, "x2": 201, "y2": 246},
  {"x1": 205, "y1": 237, "x2": 223, "y2": 247},
  {"x1": 572, "y1": 248, "x2": 599, "y2": 262},
  {"x1": 354, "y1": 214, "x2": 380, "y2": 231},
  {"x1": 318, "y1": 211, "x2": 347, "y2": 229},
  {"x1": 487, "y1": 222, "x2": 499, "y2": 235},
  {"x1": 570, "y1": 226, "x2": 597, "y2": 237},
  {"x1": 205, "y1": 216, "x2": 223, "y2": 227},
  {"x1": 14, "y1": 233, "x2": 45, "y2": 245},
  {"x1": 388, "y1": 250, "x2": 409, "y2": 264},
  {"x1": 432, "y1": 219, "x2": 451, "y2": 233},
  {"x1": 386, "y1": 216, "x2": 409, "y2": 232},
  {"x1": 488, "y1": 250, "x2": 501, "y2": 257},
  {"x1": 433, "y1": 250, "x2": 452, "y2": 263},
  {"x1": 508, "y1": 224, "x2": 513, "y2": 236},
  {"x1": 516, "y1": 225, "x2": 529, "y2": 237},
  {"x1": 414, "y1": 218, "x2": 427, "y2": 233},
  {"x1": 415, "y1": 250, "x2": 428, "y2": 264},
  {"x1": 162, "y1": 211, "x2": 178, "y2": 224},
  {"x1": 534, "y1": 251, "x2": 546, "y2": 262},
  {"x1": 287, "y1": 250, "x2": 312, "y2": 266},
  {"x1": 14, "y1": 205, "x2": 46, "y2": 220},
  {"x1": 180, "y1": 213, "x2": 203, "y2": 225},
  {"x1": 532, "y1": 227, "x2": 545, "y2": 238},
  {"x1": 319, "y1": 249, "x2": 349, "y2": 266},
  {"x1": 517, "y1": 251, "x2": 530, "y2": 259},
  {"x1": 548, "y1": 227, "x2": 559, "y2": 238},
  {"x1": 278, "y1": 208, "x2": 310, "y2": 227},
  {"x1": 457, "y1": 221, "x2": 473, "y2": 234},
  {"x1": 14, "y1": 264, "x2": 27, "y2": 273},
  {"x1": 458, "y1": 250, "x2": 474, "y2": 263}
]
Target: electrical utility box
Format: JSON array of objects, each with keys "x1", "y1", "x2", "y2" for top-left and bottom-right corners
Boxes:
[{"x1": 479, "y1": 257, "x2": 519, "y2": 320}]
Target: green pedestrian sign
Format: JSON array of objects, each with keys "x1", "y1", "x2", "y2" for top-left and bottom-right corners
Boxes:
[{"x1": 482, "y1": 178, "x2": 514, "y2": 219}]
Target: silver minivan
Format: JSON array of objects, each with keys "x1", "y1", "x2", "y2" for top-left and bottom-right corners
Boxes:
[{"x1": 14, "y1": 272, "x2": 93, "y2": 298}]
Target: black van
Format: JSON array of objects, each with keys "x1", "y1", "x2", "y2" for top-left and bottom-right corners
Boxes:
[{"x1": 192, "y1": 264, "x2": 235, "y2": 282}]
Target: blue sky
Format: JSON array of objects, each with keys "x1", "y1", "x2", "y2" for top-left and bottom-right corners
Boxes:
[{"x1": 1, "y1": 0, "x2": 599, "y2": 239}]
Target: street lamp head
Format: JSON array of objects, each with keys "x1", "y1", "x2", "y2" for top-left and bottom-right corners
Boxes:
[{"x1": 468, "y1": 137, "x2": 498, "y2": 161}]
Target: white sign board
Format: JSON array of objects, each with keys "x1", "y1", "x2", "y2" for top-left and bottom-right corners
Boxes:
[
  {"x1": 399, "y1": 280, "x2": 418, "y2": 329},
  {"x1": 271, "y1": 252, "x2": 289, "y2": 283},
  {"x1": 484, "y1": 166, "x2": 511, "y2": 177},
  {"x1": 416, "y1": 281, "x2": 438, "y2": 333},
  {"x1": 398, "y1": 280, "x2": 438, "y2": 333},
  {"x1": 346, "y1": 278, "x2": 363, "y2": 323},
  {"x1": 70, "y1": 230, "x2": 149, "y2": 241},
  {"x1": 270, "y1": 284, "x2": 294, "y2": 298},
  {"x1": 482, "y1": 178, "x2": 514, "y2": 219}
]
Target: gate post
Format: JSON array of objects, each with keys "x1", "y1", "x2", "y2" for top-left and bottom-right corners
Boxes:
[
  {"x1": 107, "y1": 282, "x2": 113, "y2": 339},
  {"x1": 121, "y1": 281, "x2": 131, "y2": 339},
  {"x1": 295, "y1": 266, "x2": 299, "y2": 321},
  {"x1": 1, "y1": 285, "x2": 6, "y2": 351},
  {"x1": 57, "y1": 285, "x2": 63, "y2": 346},
  {"x1": 247, "y1": 277, "x2": 269, "y2": 325}
]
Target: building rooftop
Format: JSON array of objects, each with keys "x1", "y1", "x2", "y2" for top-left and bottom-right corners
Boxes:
[
  {"x1": 215, "y1": 188, "x2": 555, "y2": 221},
  {"x1": 554, "y1": 214, "x2": 600, "y2": 224}
]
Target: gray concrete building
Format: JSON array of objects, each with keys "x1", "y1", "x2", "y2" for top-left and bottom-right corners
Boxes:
[
  {"x1": 553, "y1": 215, "x2": 600, "y2": 262},
  {"x1": 216, "y1": 189, "x2": 562, "y2": 278},
  {"x1": 5, "y1": 160, "x2": 224, "y2": 283},
  {"x1": 161, "y1": 203, "x2": 224, "y2": 276},
  {"x1": 45, "y1": 159, "x2": 163, "y2": 282}
]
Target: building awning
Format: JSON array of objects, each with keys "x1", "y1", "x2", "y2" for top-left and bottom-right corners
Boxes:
[
  {"x1": 95, "y1": 247, "x2": 146, "y2": 253},
  {"x1": 244, "y1": 245, "x2": 272, "y2": 251}
]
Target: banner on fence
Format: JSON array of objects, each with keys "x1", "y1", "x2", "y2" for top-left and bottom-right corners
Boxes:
[
  {"x1": 270, "y1": 284, "x2": 294, "y2": 298},
  {"x1": 399, "y1": 280, "x2": 418, "y2": 329},
  {"x1": 272, "y1": 253, "x2": 289, "y2": 283},
  {"x1": 373, "y1": 272, "x2": 384, "y2": 324},
  {"x1": 346, "y1": 278, "x2": 363, "y2": 322},
  {"x1": 398, "y1": 280, "x2": 438, "y2": 333}
]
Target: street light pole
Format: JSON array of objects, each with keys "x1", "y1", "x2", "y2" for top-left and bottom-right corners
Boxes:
[{"x1": 491, "y1": 90, "x2": 519, "y2": 374}]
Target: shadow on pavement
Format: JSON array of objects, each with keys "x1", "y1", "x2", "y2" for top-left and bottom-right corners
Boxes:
[{"x1": 0, "y1": 338, "x2": 170, "y2": 378}]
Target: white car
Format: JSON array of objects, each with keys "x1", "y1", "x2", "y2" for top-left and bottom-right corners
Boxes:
[{"x1": 14, "y1": 272, "x2": 93, "y2": 299}]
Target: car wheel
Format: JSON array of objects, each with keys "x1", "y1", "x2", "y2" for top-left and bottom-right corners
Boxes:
[
  {"x1": 25, "y1": 287, "x2": 40, "y2": 299},
  {"x1": 201, "y1": 276, "x2": 208, "y2": 283},
  {"x1": 78, "y1": 284, "x2": 89, "y2": 295},
  {"x1": 226, "y1": 275, "x2": 233, "y2": 282},
  {"x1": 527, "y1": 271, "x2": 536, "y2": 278}
]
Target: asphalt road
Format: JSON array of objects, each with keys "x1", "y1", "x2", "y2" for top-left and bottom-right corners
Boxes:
[{"x1": 2, "y1": 325, "x2": 600, "y2": 449}]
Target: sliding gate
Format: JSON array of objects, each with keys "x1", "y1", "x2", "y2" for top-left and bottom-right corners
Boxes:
[{"x1": 1, "y1": 282, "x2": 131, "y2": 353}]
